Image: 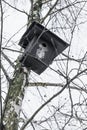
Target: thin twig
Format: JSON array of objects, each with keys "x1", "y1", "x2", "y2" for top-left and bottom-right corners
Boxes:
[
  {"x1": 20, "y1": 69, "x2": 87, "y2": 130},
  {"x1": 2, "y1": 51, "x2": 15, "y2": 68},
  {"x1": 2, "y1": 0, "x2": 28, "y2": 16},
  {"x1": 41, "y1": 0, "x2": 59, "y2": 23},
  {"x1": 1, "y1": 63, "x2": 11, "y2": 83},
  {"x1": 0, "y1": 1, "x2": 3, "y2": 129},
  {"x1": 2, "y1": 47, "x2": 23, "y2": 53}
]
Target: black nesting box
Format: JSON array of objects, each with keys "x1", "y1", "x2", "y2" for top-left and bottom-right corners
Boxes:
[{"x1": 19, "y1": 21, "x2": 69, "y2": 74}]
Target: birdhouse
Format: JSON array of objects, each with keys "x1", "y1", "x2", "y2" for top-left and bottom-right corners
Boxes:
[{"x1": 19, "y1": 21, "x2": 69, "y2": 74}]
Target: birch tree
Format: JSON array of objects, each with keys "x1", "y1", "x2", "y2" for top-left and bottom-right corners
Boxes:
[{"x1": 1, "y1": 0, "x2": 87, "y2": 130}]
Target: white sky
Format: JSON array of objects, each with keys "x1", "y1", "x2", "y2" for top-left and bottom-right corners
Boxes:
[{"x1": 1, "y1": 1, "x2": 87, "y2": 130}]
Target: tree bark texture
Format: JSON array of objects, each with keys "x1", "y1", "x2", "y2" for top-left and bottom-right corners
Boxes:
[{"x1": 3, "y1": 0, "x2": 42, "y2": 130}]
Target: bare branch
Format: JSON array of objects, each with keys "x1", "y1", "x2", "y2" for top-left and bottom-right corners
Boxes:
[
  {"x1": 2, "y1": 47, "x2": 23, "y2": 54},
  {"x1": 21, "y1": 69, "x2": 87, "y2": 130},
  {"x1": 2, "y1": 51, "x2": 15, "y2": 68},
  {"x1": 1, "y1": 63, "x2": 11, "y2": 83},
  {"x1": 27, "y1": 82, "x2": 87, "y2": 93},
  {"x1": 2, "y1": 0, "x2": 28, "y2": 16},
  {"x1": 41, "y1": 0, "x2": 59, "y2": 23},
  {"x1": 3, "y1": 24, "x2": 27, "y2": 47}
]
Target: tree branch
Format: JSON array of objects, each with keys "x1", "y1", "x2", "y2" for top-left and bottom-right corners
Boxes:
[
  {"x1": 27, "y1": 82, "x2": 87, "y2": 93},
  {"x1": 41, "y1": 0, "x2": 59, "y2": 23},
  {"x1": 0, "y1": 1, "x2": 4, "y2": 128},
  {"x1": 21, "y1": 69, "x2": 87, "y2": 130},
  {"x1": 2, "y1": 0, "x2": 28, "y2": 16},
  {"x1": 1, "y1": 63, "x2": 11, "y2": 83},
  {"x1": 2, "y1": 51, "x2": 15, "y2": 68}
]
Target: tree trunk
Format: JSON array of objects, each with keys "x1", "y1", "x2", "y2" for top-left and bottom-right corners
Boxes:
[{"x1": 3, "y1": 0, "x2": 42, "y2": 130}]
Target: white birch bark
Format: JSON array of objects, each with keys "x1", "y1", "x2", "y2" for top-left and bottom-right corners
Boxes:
[{"x1": 3, "y1": 0, "x2": 43, "y2": 130}]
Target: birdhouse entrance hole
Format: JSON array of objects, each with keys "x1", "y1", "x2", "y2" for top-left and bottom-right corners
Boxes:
[{"x1": 42, "y1": 43, "x2": 47, "y2": 47}]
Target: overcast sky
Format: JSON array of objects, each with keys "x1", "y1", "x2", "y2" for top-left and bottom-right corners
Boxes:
[{"x1": 1, "y1": 1, "x2": 87, "y2": 130}]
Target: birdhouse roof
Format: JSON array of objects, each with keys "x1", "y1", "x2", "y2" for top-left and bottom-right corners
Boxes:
[{"x1": 19, "y1": 21, "x2": 69, "y2": 54}]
